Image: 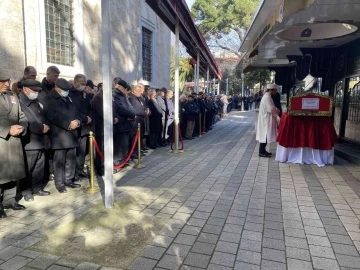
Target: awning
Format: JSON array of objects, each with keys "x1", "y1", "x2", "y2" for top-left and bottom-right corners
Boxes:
[{"x1": 145, "y1": 0, "x2": 222, "y2": 79}]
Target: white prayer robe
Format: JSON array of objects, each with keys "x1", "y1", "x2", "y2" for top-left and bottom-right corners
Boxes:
[{"x1": 256, "y1": 92, "x2": 278, "y2": 143}]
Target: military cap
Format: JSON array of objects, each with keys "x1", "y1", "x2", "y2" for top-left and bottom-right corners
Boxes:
[
  {"x1": 117, "y1": 79, "x2": 130, "y2": 90},
  {"x1": 188, "y1": 94, "x2": 195, "y2": 98},
  {"x1": 161, "y1": 87, "x2": 167, "y2": 92},
  {"x1": 55, "y1": 78, "x2": 72, "y2": 91},
  {"x1": 0, "y1": 70, "x2": 10, "y2": 81},
  {"x1": 21, "y1": 79, "x2": 42, "y2": 91},
  {"x1": 192, "y1": 92, "x2": 198, "y2": 96},
  {"x1": 198, "y1": 91, "x2": 204, "y2": 95}
]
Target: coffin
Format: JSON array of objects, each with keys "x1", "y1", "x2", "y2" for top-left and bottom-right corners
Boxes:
[{"x1": 288, "y1": 93, "x2": 333, "y2": 116}]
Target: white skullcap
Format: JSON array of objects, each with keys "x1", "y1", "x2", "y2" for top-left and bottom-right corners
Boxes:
[{"x1": 267, "y1": 84, "x2": 278, "y2": 90}]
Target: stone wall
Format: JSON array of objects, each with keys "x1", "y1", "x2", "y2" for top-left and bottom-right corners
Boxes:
[{"x1": 0, "y1": 0, "x2": 171, "y2": 87}]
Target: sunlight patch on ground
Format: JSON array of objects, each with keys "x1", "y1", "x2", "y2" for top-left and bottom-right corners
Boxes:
[{"x1": 30, "y1": 188, "x2": 168, "y2": 268}]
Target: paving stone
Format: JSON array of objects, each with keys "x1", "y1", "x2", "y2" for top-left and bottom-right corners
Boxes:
[
  {"x1": 202, "y1": 224, "x2": 222, "y2": 235},
  {"x1": 191, "y1": 242, "x2": 215, "y2": 255},
  {"x1": 74, "y1": 262, "x2": 101, "y2": 270},
  {"x1": 240, "y1": 239, "x2": 262, "y2": 253},
  {"x1": 129, "y1": 257, "x2": 158, "y2": 270},
  {"x1": 166, "y1": 243, "x2": 192, "y2": 258},
  {"x1": 0, "y1": 255, "x2": 32, "y2": 270},
  {"x1": 27, "y1": 254, "x2": 60, "y2": 269},
  {"x1": 18, "y1": 250, "x2": 41, "y2": 259},
  {"x1": 223, "y1": 224, "x2": 242, "y2": 233},
  {"x1": 215, "y1": 241, "x2": 238, "y2": 254},
  {"x1": 151, "y1": 235, "x2": 174, "y2": 248},
  {"x1": 186, "y1": 218, "x2": 206, "y2": 227},
  {"x1": 307, "y1": 235, "x2": 332, "y2": 247},
  {"x1": 286, "y1": 246, "x2": 311, "y2": 261},
  {"x1": 309, "y1": 245, "x2": 336, "y2": 259},
  {"x1": 262, "y1": 248, "x2": 286, "y2": 263},
  {"x1": 263, "y1": 228, "x2": 284, "y2": 240},
  {"x1": 285, "y1": 228, "x2": 306, "y2": 238},
  {"x1": 241, "y1": 230, "x2": 262, "y2": 242},
  {"x1": 54, "y1": 258, "x2": 79, "y2": 268},
  {"x1": 332, "y1": 243, "x2": 359, "y2": 256},
  {"x1": 285, "y1": 236, "x2": 309, "y2": 249},
  {"x1": 312, "y1": 257, "x2": 340, "y2": 270},
  {"x1": 0, "y1": 246, "x2": 23, "y2": 261},
  {"x1": 157, "y1": 255, "x2": 183, "y2": 270},
  {"x1": 183, "y1": 253, "x2": 210, "y2": 268},
  {"x1": 335, "y1": 254, "x2": 360, "y2": 268},
  {"x1": 304, "y1": 226, "x2": 327, "y2": 236},
  {"x1": 141, "y1": 245, "x2": 166, "y2": 260},
  {"x1": 210, "y1": 252, "x2": 236, "y2": 267},
  {"x1": 181, "y1": 226, "x2": 201, "y2": 236},
  {"x1": 197, "y1": 233, "x2": 219, "y2": 244},
  {"x1": 219, "y1": 232, "x2": 241, "y2": 243},
  {"x1": 260, "y1": 259, "x2": 286, "y2": 270},
  {"x1": 236, "y1": 250, "x2": 261, "y2": 265},
  {"x1": 234, "y1": 261, "x2": 260, "y2": 270},
  {"x1": 207, "y1": 264, "x2": 233, "y2": 270},
  {"x1": 287, "y1": 258, "x2": 313, "y2": 270},
  {"x1": 262, "y1": 238, "x2": 285, "y2": 250}
]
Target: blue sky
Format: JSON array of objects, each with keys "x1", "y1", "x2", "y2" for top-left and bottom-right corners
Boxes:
[{"x1": 185, "y1": 0, "x2": 195, "y2": 8}]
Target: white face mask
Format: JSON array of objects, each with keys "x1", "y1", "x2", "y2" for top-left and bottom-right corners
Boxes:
[
  {"x1": 60, "y1": 90, "x2": 69, "y2": 97},
  {"x1": 77, "y1": 85, "x2": 86, "y2": 91},
  {"x1": 28, "y1": 92, "x2": 38, "y2": 100}
]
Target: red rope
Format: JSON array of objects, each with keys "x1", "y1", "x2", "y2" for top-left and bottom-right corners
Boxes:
[
  {"x1": 93, "y1": 131, "x2": 139, "y2": 170},
  {"x1": 170, "y1": 124, "x2": 184, "y2": 151}
]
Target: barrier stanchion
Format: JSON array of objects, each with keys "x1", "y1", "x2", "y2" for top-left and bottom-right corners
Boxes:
[
  {"x1": 86, "y1": 131, "x2": 100, "y2": 193},
  {"x1": 199, "y1": 113, "x2": 202, "y2": 137},
  {"x1": 134, "y1": 123, "x2": 145, "y2": 169}
]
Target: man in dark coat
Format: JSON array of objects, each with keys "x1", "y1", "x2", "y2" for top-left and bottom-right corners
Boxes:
[
  {"x1": 14, "y1": 66, "x2": 37, "y2": 95},
  {"x1": 129, "y1": 84, "x2": 147, "y2": 158},
  {"x1": 43, "y1": 79, "x2": 83, "y2": 193},
  {"x1": 69, "y1": 74, "x2": 92, "y2": 179},
  {"x1": 113, "y1": 80, "x2": 136, "y2": 165},
  {"x1": 183, "y1": 94, "x2": 200, "y2": 139},
  {"x1": 271, "y1": 88, "x2": 282, "y2": 117},
  {"x1": 19, "y1": 80, "x2": 51, "y2": 202},
  {"x1": 156, "y1": 88, "x2": 168, "y2": 145},
  {"x1": 0, "y1": 71, "x2": 28, "y2": 218}
]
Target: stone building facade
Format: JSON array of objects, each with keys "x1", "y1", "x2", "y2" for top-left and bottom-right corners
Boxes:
[{"x1": 0, "y1": 0, "x2": 171, "y2": 87}]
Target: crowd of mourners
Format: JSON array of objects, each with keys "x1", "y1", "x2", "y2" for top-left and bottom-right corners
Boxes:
[{"x1": 0, "y1": 65, "x2": 238, "y2": 218}]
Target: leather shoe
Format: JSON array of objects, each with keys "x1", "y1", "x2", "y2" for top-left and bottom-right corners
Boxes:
[
  {"x1": 4, "y1": 203, "x2": 26, "y2": 211},
  {"x1": 259, "y1": 153, "x2": 271, "y2": 158},
  {"x1": 0, "y1": 209, "x2": 6, "y2": 219},
  {"x1": 64, "y1": 182, "x2": 81, "y2": 188},
  {"x1": 265, "y1": 151, "x2": 273, "y2": 156},
  {"x1": 78, "y1": 171, "x2": 89, "y2": 178},
  {"x1": 34, "y1": 190, "x2": 50, "y2": 196},
  {"x1": 24, "y1": 194, "x2": 34, "y2": 202},
  {"x1": 57, "y1": 187, "x2": 67, "y2": 193}
]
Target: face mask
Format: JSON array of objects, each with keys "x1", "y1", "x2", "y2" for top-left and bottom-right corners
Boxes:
[
  {"x1": 77, "y1": 85, "x2": 86, "y2": 91},
  {"x1": 28, "y1": 92, "x2": 38, "y2": 100},
  {"x1": 60, "y1": 90, "x2": 69, "y2": 97}
]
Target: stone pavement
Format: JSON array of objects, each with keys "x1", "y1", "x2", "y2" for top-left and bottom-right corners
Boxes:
[{"x1": 1, "y1": 111, "x2": 360, "y2": 269}]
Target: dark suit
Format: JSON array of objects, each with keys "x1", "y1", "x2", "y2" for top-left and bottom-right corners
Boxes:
[
  {"x1": 128, "y1": 94, "x2": 146, "y2": 151},
  {"x1": 148, "y1": 98, "x2": 163, "y2": 147},
  {"x1": 0, "y1": 91, "x2": 28, "y2": 206},
  {"x1": 19, "y1": 92, "x2": 47, "y2": 194},
  {"x1": 69, "y1": 88, "x2": 92, "y2": 174},
  {"x1": 43, "y1": 89, "x2": 81, "y2": 189},
  {"x1": 272, "y1": 92, "x2": 282, "y2": 117},
  {"x1": 113, "y1": 90, "x2": 135, "y2": 162}
]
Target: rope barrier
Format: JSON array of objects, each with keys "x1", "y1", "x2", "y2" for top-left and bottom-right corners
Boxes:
[
  {"x1": 170, "y1": 124, "x2": 184, "y2": 151},
  {"x1": 93, "y1": 130, "x2": 139, "y2": 170}
]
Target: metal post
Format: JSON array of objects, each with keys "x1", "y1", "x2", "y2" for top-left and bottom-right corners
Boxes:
[
  {"x1": 196, "y1": 51, "x2": 200, "y2": 94},
  {"x1": 172, "y1": 17, "x2": 180, "y2": 153},
  {"x1": 217, "y1": 81, "x2": 220, "y2": 95},
  {"x1": 226, "y1": 78, "x2": 229, "y2": 95},
  {"x1": 134, "y1": 123, "x2": 145, "y2": 168},
  {"x1": 241, "y1": 73, "x2": 245, "y2": 111},
  {"x1": 101, "y1": 0, "x2": 113, "y2": 208},
  {"x1": 86, "y1": 132, "x2": 99, "y2": 193},
  {"x1": 193, "y1": 64, "x2": 197, "y2": 93},
  {"x1": 206, "y1": 66, "x2": 210, "y2": 93},
  {"x1": 199, "y1": 113, "x2": 202, "y2": 137}
]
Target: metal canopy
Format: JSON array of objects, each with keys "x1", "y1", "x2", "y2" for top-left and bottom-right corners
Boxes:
[
  {"x1": 145, "y1": 0, "x2": 222, "y2": 79},
  {"x1": 239, "y1": 0, "x2": 360, "y2": 71}
]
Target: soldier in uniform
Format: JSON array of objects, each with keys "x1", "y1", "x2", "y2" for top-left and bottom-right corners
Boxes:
[
  {"x1": 183, "y1": 94, "x2": 200, "y2": 140},
  {"x1": 19, "y1": 80, "x2": 51, "y2": 201},
  {"x1": 43, "y1": 79, "x2": 83, "y2": 193},
  {"x1": 0, "y1": 71, "x2": 28, "y2": 218}
]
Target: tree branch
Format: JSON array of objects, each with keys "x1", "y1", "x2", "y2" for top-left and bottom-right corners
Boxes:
[{"x1": 215, "y1": 40, "x2": 242, "y2": 58}]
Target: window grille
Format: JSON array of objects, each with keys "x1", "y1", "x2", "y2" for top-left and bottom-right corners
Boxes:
[
  {"x1": 45, "y1": 0, "x2": 75, "y2": 66},
  {"x1": 142, "y1": 27, "x2": 153, "y2": 81}
]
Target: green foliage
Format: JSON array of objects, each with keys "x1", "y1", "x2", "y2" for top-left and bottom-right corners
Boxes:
[
  {"x1": 170, "y1": 46, "x2": 194, "y2": 91},
  {"x1": 191, "y1": 0, "x2": 260, "y2": 56},
  {"x1": 244, "y1": 68, "x2": 271, "y2": 89}
]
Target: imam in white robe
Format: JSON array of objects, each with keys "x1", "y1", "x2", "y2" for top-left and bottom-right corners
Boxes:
[{"x1": 256, "y1": 92, "x2": 278, "y2": 143}]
